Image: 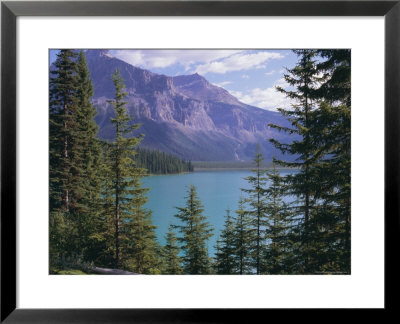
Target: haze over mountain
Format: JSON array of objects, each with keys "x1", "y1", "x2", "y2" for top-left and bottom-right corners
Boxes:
[{"x1": 85, "y1": 49, "x2": 291, "y2": 161}]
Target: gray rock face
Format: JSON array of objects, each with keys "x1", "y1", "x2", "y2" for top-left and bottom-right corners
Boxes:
[{"x1": 86, "y1": 50, "x2": 290, "y2": 161}]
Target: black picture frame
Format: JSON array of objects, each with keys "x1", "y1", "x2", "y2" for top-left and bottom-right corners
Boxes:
[{"x1": 1, "y1": 0, "x2": 398, "y2": 322}]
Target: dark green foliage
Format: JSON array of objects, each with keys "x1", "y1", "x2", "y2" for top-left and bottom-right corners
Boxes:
[
  {"x1": 49, "y1": 49, "x2": 78, "y2": 215},
  {"x1": 214, "y1": 208, "x2": 237, "y2": 274},
  {"x1": 312, "y1": 49, "x2": 351, "y2": 273},
  {"x1": 74, "y1": 51, "x2": 105, "y2": 263},
  {"x1": 173, "y1": 185, "x2": 213, "y2": 274},
  {"x1": 49, "y1": 50, "x2": 98, "y2": 262},
  {"x1": 268, "y1": 49, "x2": 351, "y2": 274},
  {"x1": 163, "y1": 225, "x2": 183, "y2": 274},
  {"x1": 50, "y1": 57, "x2": 160, "y2": 274},
  {"x1": 241, "y1": 145, "x2": 268, "y2": 274},
  {"x1": 105, "y1": 69, "x2": 158, "y2": 272},
  {"x1": 232, "y1": 197, "x2": 253, "y2": 274},
  {"x1": 262, "y1": 161, "x2": 294, "y2": 274},
  {"x1": 269, "y1": 50, "x2": 323, "y2": 273},
  {"x1": 134, "y1": 147, "x2": 193, "y2": 174}
]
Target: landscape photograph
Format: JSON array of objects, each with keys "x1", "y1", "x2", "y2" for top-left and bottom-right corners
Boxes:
[{"x1": 49, "y1": 49, "x2": 350, "y2": 275}]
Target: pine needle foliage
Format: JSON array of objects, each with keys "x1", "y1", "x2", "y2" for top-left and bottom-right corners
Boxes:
[
  {"x1": 214, "y1": 208, "x2": 237, "y2": 274},
  {"x1": 232, "y1": 197, "x2": 253, "y2": 274},
  {"x1": 241, "y1": 145, "x2": 268, "y2": 274},
  {"x1": 106, "y1": 70, "x2": 158, "y2": 272},
  {"x1": 163, "y1": 225, "x2": 183, "y2": 274},
  {"x1": 173, "y1": 185, "x2": 213, "y2": 274},
  {"x1": 269, "y1": 49, "x2": 351, "y2": 274}
]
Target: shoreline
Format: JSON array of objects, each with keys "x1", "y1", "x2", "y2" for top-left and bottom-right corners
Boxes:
[{"x1": 145, "y1": 167, "x2": 298, "y2": 175}]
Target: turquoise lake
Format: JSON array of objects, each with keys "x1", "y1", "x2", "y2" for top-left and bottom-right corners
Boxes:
[{"x1": 142, "y1": 169, "x2": 295, "y2": 256}]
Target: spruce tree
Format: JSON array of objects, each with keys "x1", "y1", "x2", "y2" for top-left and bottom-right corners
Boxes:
[
  {"x1": 107, "y1": 70, "x2": 158, "y2": 271},
  {"x1": 50, "y1": 50, "x2": 105, "y2": 267},
  {"x1": 311, "y1": 49, "x2": 351, "y2": 273},
  {"x1": 241, "y1": 145, "x2": 268, "y2": 274},
  {"x1": 233, "y1": 197, "x2": 253, "y2": 274},
  {"x1": 163, "y1": 225, "x2": 183, "y2": 274},
  {"x1": 215, "y1": 208, "x2": 237, "y2": 274},
  {"x1": 124, "y1": 184, "x2": 158, "y2": 274},
  {"x1": 98, "y1": 142, "x2": 119, "y2": 268},
  {"x1": 263, "y1": 161, "x2": 293, "y2": 274},
  {"x1": 49, "y1": 49, "x2": 81, "y2": 263},
  {"x1": 173, "y1": 185, "x2": 213, "y2": 274},
  {"x1": 49, "y1": 49, "x2": 79, "y2": 214},
  {"x1": 73, "y1": 50, "x2": 105, "y2": 262},
  {"x1": 269, "y1": 49, "x2": 351, "y2": 274},
  {"x1": 269, "y1": 50, "x2": 322, "y2": 273}
]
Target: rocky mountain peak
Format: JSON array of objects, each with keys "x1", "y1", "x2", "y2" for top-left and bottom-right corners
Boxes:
[
  {"x1": 86, "y1": 49, "x2": 113, "y2": 58},
  {"x1": 84, "y1": 50, "x2": 290, "y2": 161}
]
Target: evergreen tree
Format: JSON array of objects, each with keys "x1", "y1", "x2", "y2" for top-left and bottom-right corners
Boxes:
[
  {"x1": 163, "y1": 225, "x2": 183, "y2": 274},
  {"x1": 214, "y1": 208, "x2": 237, "y2": 274},
  {"x1": 269, "y1": 49, "x2": 351, "y2": 274},
  {"x1": 173, "y1": 185, "x2": 213, "y2": 274},
  {"x1": 125, "y1": 196, "x2": 158, "y2": 274},
  {"x1": 49, "y1": 49, "x2": 82, "y2": 262},
  {"x1": 106, "y1": 70, "x2": 158, "y2": 271},
  {"x1": 263, "y1": 161, "x2": 293, "y2": 274},
  {"x1": 241, "y1": 145, "x2": 268, "y2": 274},
  {"x1": 311, "y1": 49, "x2": 351, "y2": 273},
  {"x1": 98, "y1": 142, "x2": 120, "y2": 268},
  {"x1": 49, "y1": 49, "x2": 79, "y2": 214},
  {"x1": 49, "y1": 50, "x2": 105, "y2": 267},
  {"x1": 134, "y1": 147, "x2": 193, "y2": 174},
  {"x1": 269, "y1": 50, "x2": 322, "y2": 273},
  {"x1": 233, "y1": 197, "x2": 253, "y2": 274},
  {"x1": 73, "y1": 50, "x2": 105, "y2": 262}
]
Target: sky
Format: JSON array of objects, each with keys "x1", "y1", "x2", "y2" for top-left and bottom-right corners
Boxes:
[{"x1": 50, "y1": 49, "x2": 299, "y2": 111}]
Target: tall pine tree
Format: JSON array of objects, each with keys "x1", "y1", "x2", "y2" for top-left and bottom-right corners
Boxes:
[
  {"x1": 269, "y1": 49, "x2": 351, "y2": 274},
  {"x1": 214, "y1": 208, "x2": 237, "y2": 274},
  {"x1": 311, "y1": 49, "x2": 351, "y2": 273},
  {"x1": 49, "y1": 49, "x2": 82, "y2": 263},
  {"x1": 263, "y1": 161, "x2": 293, "y2": 274},
  {"x1": 106, "y1": 70, "x2": 158, "y2": 271},
  {"x1": 269, "y1": 50, "x2": 322, "y2": 273},
  {"x1": 163, "y1": 224, "x2": 183, "y2": 274},
  {"x1": 73, "y1": 50, "x2": 105, "y2": 263},
  {"x1": 241, "y1": 145, "x2": 268, "y2": 274},
  {"x1": 173, "y1": 185, "x2": 213, "y2": 274},
  {"x1": 233, "y1": 197, "x2": 253, "y2": 274}
]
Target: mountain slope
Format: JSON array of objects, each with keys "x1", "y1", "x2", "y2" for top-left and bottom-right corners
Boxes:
[{"x1": 86, "y1": 49, "x2": 291, "y2": 161}]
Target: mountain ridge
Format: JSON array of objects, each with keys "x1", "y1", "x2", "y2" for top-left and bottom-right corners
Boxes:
[{"x1": 83, "y1": 49, "x2": 290, "y2": 161}]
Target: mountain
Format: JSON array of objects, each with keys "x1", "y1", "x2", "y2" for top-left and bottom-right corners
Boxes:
[{"x1": 85, "y1": 49, "x2": 291, "y2": 161}]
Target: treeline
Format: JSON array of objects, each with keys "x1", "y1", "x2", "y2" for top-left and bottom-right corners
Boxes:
[
  {"x1": 50, "y1": 50, "x2": 161, "y2": 273},
  {"x1": 213, "y1": 49, "x2": 351, "y2": 274},
  {"x1": 191, "y1": 160, "x2": 276, "y2": 170},
  {"x1": 134, "y1": 147, "x2": 193, "y2": 174},
  {"x1": 49, "y1": 50, "x2": 212, "y2": 275}
]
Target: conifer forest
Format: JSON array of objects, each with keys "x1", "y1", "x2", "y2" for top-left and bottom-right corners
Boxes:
[{"x1": 49, "y1": 49, "x2": 350, "y2": 275}]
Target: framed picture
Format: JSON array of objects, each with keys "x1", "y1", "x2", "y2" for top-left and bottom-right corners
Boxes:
[{"x1": 1, "y1": 0, "x2": 398, "y2": 321}]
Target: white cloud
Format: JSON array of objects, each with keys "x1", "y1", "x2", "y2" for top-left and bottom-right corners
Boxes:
[
  {"x1": 227, "y1": 90, "x2": 244, "y2": 99},
  {"x1": 241, "y1": 74, "x2": 250, "y2": 79},
  {"x1": 227, "y1": 77, "x2": 293, "y2": 111},
  {"x1": 111, "y1": 49, "x2": 241, "y2": 70},
  {"x1": 213, "y1": 81, "x2": 233, "y2": 88},
  {"x1": 195, "y1": 51, "x2": 284, "y2": 75},
  {"x1": 264, "y1": 70, "x2": 276, "y2": 76},
  {"x1": 275, "y1": 77, "x2": 290, "y2": 89}
]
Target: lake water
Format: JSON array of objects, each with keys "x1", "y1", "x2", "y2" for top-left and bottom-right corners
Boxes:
[{"x1": 142, "y1": 169, "x2": 295, "y2": 256}]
